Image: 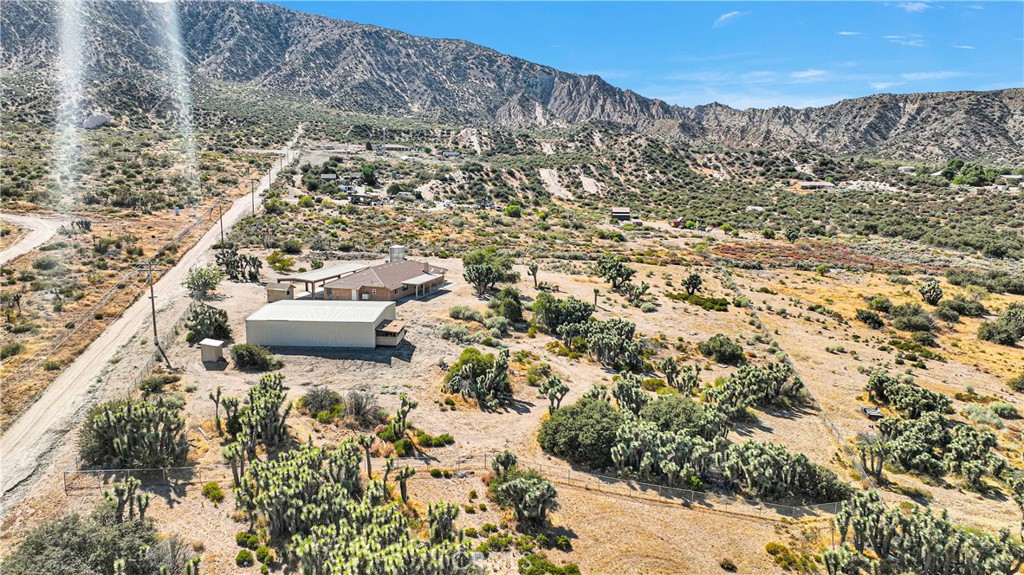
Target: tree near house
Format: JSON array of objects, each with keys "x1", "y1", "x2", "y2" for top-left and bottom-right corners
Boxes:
[{"x1": 462, "y1": 246, "x2": 519, "y2": 296}]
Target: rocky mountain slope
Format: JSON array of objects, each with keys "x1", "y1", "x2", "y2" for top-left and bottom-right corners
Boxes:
[{"x1": 2, "y1": 0, "x2": 1022, "y2": 162}]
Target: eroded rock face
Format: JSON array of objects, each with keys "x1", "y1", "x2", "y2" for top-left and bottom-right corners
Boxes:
[{"x1": 3, "y1": 0, "x2": 1021, "y2": 162}]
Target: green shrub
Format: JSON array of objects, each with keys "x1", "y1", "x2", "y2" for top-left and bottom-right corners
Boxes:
[
  {"x1": 416, "y1": 430, "x2": 455, "y2": 447},
  {"x1": 255, "y1": 546, "x2": 272, "y2": 564},
  {"x1": 440, "y1": 323, "x2": 470, "y2": 342},
  {"x1": 138, "y1": 373, "x2": 180, "y2": 395},
  {"x1": 32, "y1": 255, "x2": 60, "y2": 271},
  {"x1": 299, "y1": 387, "x2": 343, "y2": 415},
  {"x1": 201, "y1": 481, "x2": 224, "y2": 504},
  {"x1": 698, "y1": 334, "x2": 745, "y2": 365},
  {"x1": 449, "y1": 305, "x2": 485, "y2": 323},
  {"x1": 236, "y1": 549, "x2": 255, "y2": 567},
  {"x1": 519, "y1": 553, "x2": 581, "y2": 575},
  {"x1": 231, "y1": 344, "x2": 283, "y2": 371},
  {"x1": 990, "y1": 402, "x2": 1019, "y2": 419},
  {"x1": 393, "y1": 437, "x2": 414, "y2": 456},
  {"x1": 867, "y1": 296, "x2": 892, "y2": 313},
  {"x1": 1, "y1": 342, "x2": 26, "y2": 358},
  {"x1": 856, "y1": 309, "x2": 884, "y2": 329},
  {"x1": 1009, "y1": 373, "x2": 1024, "y2": 393},
  {"x1": 0, "y1": 509, "x2": 166, "y2": 575},
  {"x1": 236, "y1": 531, "x2": 260, "y2": 549},
  {"x1": 538, "y1": 397, "x2": 623, "y2": 469}
]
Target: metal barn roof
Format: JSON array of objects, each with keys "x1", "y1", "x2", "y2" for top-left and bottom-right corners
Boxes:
[{"x1": 246, "y1": 300, "x2": 394, "y2": 324}]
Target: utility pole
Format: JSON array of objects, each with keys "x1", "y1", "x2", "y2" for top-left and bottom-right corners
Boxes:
[
  {"x1": 250, "y1": 178, "x2": 256, "y2": 213},
  {"x1": 145, "y1": 261, "x2": 173, "y2": 370},
  {"x1": 218, "y1": 201, "x2": 225, "y2": 247}
]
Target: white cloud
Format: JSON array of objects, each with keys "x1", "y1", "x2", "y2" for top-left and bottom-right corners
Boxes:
[
  {"x1": 952, "y1": 44, "x2": 975, "y2": 50},
  {"x1": 714, "y1": 11, "x2": 749, "y2": 28},
  {"x1": 896, "y1": 39, "x2": 927, "y2": 47},
  {"x1": 897, "y1": 2, "x2": 932, "y2": 13},
  {"x1": 837, "y1": 31, "x2": 861, "y2": 36},
  {"x1": 882, "y1": 35, "x2": 904, "y2": 39},
  {"x1": 900, "y1": 71, "x2": 964, "y2": 81},
  {"x1": 870, "y1": 82, "x2": 900, "y2": 90},
  {"x1": 791, "y1": 69, "x2": 828, "y2": 79}
]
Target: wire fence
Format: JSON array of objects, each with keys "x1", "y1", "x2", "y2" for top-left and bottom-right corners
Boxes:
[
  {"x1": 134, "y1": 298, "x2": 200, "y2": 382},
  {"x1": 714, "y1": 263, "x2": 874, "y2": 489},
  {"x1": 63, "y1": 451, "x2": 840, "y2": 522},
  {"x1": 1, "y1": 202, "x2": 219, "y2": 432}
]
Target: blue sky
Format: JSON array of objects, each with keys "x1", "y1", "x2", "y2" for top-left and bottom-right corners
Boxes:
[{"x1": 270, "y1": 1, "x2": 1024, "y2": 110}]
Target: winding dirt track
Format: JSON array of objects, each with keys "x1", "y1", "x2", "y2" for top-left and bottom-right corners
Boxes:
[
  {"x1": 0, "y1": 213, "x2": 67, "y2": 267},
  {"x1": 0, "y1": 126, "x2": 302, "y2": 513}
]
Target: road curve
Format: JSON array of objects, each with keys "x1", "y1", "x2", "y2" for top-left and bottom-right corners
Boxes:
[
  {"x1": 0, "y1": 126, "x2": 303, "y2": 512},
  {"x1": 0, "y1": 213, "x2": 67, "y2": 266}
]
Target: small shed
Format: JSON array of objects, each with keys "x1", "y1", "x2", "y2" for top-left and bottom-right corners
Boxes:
[
  {"x1": 199, "y1": 338, "x2": 227, "y2": 363},
  {"x1": 611, "y1": 207, "x2": 632, "y2": 221},
  {"x1": 266, "y1": 282, "x2": 296, "y2": 303}
]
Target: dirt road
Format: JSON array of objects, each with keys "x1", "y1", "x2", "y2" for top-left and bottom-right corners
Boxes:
[
  {"x1": 0, "y1": 126, "x2": 303, "y2": 513},
  {"x1": 0, "y1": 213, "x2": 68, "y2": 266}
]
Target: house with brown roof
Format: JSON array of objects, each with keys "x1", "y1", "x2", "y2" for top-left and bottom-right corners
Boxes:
[{"x1": 324, "y1": 260, "x2": 447, "y2": 301}]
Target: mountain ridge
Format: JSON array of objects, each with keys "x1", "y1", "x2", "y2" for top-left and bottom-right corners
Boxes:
[{"x1": 1, "y1": 0, "x2": 1021, "y2": 162}]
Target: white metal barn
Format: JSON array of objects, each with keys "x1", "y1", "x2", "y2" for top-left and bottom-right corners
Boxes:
[{"x1": 245, "y1": 300, "x2": 398, "y2": 348}]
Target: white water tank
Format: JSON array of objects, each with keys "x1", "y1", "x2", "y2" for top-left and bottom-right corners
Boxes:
[{"x1": 389, "y1": 245, "x2": 407, "y2": 262}]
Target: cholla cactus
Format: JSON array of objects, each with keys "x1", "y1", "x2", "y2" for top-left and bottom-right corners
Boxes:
[
  {"x1": 237, "y1": 372, "x2": 291, "y2": 455},
  {"x1": 491, "y1": 450, "x2": 518, "y2": 477},
  {"x1": 492, "y1": 475, "x2": 558, "y2": 526},
  {"x1": 612, "y1": 373, "x2": 649, "y2": 415},
  {"x1": 832, "y1": 489, "x2": 1024, "y2": 574},
  {"x1": 427, "y1": 501, "x2": 460, "y2": 543},
  {"x1": 659, "y1": 357, "x2": 680, "y2": 389},
  {"x1": 88, "y1": 397, "x2": 188, "y2": 468}
]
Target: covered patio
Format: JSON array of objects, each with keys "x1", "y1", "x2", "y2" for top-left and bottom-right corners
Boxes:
[
  {"x1": 402, "y1": 273, "x2": 444, "y2": 299},
  {"x1": 277, "y1": 263, "x2": 369, "y2": 299}
]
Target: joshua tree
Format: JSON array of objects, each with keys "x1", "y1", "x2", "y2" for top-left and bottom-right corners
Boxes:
[
  {"x1": 540, "y1": 374, "x2": 569, "y2": 413},
  {"x1": 209, "y1": 387, "x2": 222, "y2": 434},
  {"x1": 104, "y1": 477, "x2": 149, "y2": 523},
  {"x1": 427, "y1": 501, "x2": 460, "y2": 543},
  {"x1": 918, "y1": 280, "x2": 944, "y2": 306},
  {"x1": 527, "y1": 261, "x2": 539, "y2": 288},
  {"x1": 397, "y1": 466, "x2": 416, "y2": 503},
  {"x1": 357, "y1": 434, "x2": 375, "y2": 476},
  {"x1": 683, "y1": 273, "x2": 703, "y2": 296}
]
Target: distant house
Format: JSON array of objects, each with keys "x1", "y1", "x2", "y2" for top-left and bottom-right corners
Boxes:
[
  {"x1": 794, "y1": 181, "x2": 836, "y2": 191},
  {"x1": 998, "y1": 174, "x2": 1023, "y2": 185},
  {"x1": 441, "y1": 152, "x2": 461, "y2": 158},
  {"x1": 320, "y1": 173, "x2": 338, "y2": 181},
  {"x1": 611, "y1": 207, "x2": 632, "y2": 222},
  {"x1": 383, "y1": 144, "x2": 411, "y2": 152},
  {"x1": 266, "y1": 282, "x2": 296, "y2": 303},
  {"x1": 897, "y1": 166, "x2": 917, "y2": 174},
  {"x1": 325, "y1": 259, "x2": 447, "y2": 301},
  {"x1": 349, "y1": 191, "x2": 383, "y2": 205}
]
